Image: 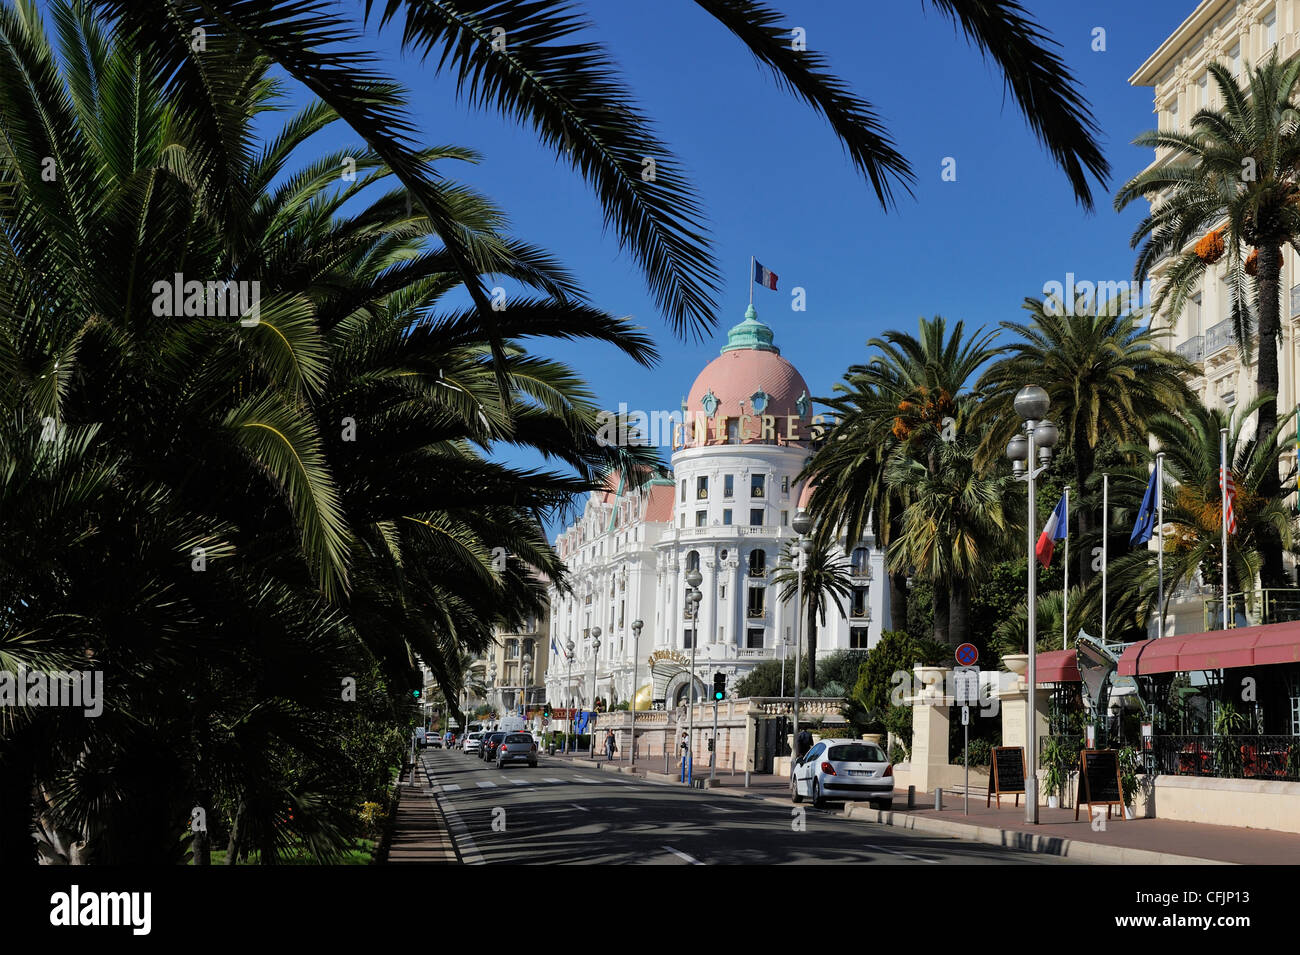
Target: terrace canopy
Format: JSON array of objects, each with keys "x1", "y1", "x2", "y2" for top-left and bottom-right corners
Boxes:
[{"x1": 1118, "y1": 620, "x2": 1300, "y2": 676}]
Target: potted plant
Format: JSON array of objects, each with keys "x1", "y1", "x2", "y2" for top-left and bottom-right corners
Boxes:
[
  {"x1": 1041, "y1": 737, "x2": 1067, "y2": 809},
  {"x1": 1118, "y1": 746, "x2": 1140, "y2": 818}
]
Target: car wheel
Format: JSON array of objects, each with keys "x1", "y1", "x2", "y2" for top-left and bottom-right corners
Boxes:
[
  {"x1": 811, "y1": 778, "x2": 825, "y2": 809},
  {"x1": 790, "y1": 775, "x2": 803, "y2": 804},
  {"x1": 529, "y1": 760, "x2": 537, "y2": 767}
]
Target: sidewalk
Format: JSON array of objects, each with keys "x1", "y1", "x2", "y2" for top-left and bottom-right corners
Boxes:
[
  {"x1": 553, "y1": 752, "x2": 1300, "y2": 864},
  {"x1": 386, "y1": 760, "x2": 456, "y2": 864}
]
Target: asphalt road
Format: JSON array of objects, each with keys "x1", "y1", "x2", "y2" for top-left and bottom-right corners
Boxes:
[{"x1": 417, "y1": 749, "x2": 1080, "y2": 865}]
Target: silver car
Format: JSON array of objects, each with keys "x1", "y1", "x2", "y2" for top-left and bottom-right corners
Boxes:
[
  {"x1": 496, "y1": 732, "x2": 538, "y2": 768},
  {"x1": 791, "y1": 740, "x2": 894, "y2": 810},
  {"x1": 462, "y1": 732, "x2": 485, "y2": 755}
]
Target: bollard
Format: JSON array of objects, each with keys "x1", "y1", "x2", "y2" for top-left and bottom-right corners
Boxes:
[
  {"x1": 731, "y1": 752, "x2": 736, "y2": 776},
  {"x1": 935, "y1": 787, "x2": 943, "y2": 812},
  {"x1": 664, "y1": 747, "x2": 669, "y2": 775},
  {"x1": 745, "y1": 771, "x2": 751, "y2": 789},
  {"x1": 907, "y1": 785, "x2": 916, "y2": 810}
]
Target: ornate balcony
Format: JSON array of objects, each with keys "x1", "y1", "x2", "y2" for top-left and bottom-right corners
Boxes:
[
  {"x1": 1204, "y1": 320, "x2": 1235, "y2": 358},
  {"x1": 1176, "y1": 335, "x2": 1204, "y2": 364}
]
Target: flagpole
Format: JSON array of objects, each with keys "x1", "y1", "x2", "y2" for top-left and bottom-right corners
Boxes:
[
  {"x1": 1221, "y1": 427, "x2": 1229, "y2": 630},
  {"x1": 1101, "y1": 473, "x2": 1109, "y2": 646},
  {"x1": 1156, "y1": 452, "x2": 1165, "y2": 640},
  {"x1": 749, "y1": 255, "x2": 754, "y2": 307},
  {"x1": 1063, "y1": 485, "x2": 1069, "y2": 650}
]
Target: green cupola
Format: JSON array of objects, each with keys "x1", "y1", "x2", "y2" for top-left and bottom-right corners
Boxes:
[{"x1": 719, "y1": 304, "x2": 780, "y2": 355}]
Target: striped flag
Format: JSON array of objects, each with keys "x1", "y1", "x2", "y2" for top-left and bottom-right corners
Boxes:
[
  {"x1": 1036, "y1": 494, "x2": 1068, "y2": 567},
  {"x1": 1220, "y1": 466, "x2": 1238, "y2": 534},
  {"x1": 753, "y1": 259, "x2": 778, "y2": 290}
]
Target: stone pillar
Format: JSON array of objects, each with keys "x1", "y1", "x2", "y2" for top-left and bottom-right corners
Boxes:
[
  {"x1": 702, "y1": 554, "x2": 718, "y2": 645},
  {"x1": 730, "y1": 556, "x2": 743, "y2": 647},
  {"x1": 907, "y1": 665, "x2": 952, "y2": 794}
]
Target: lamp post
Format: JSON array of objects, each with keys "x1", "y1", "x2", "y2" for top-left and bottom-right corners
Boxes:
[
  {"x1": 488, "y1": 661, "x2": 497, "y2": 727},
  {"x1": 590, "y1": 626, "x2": 601, "y2": 759},
  {"x1": 685, "y1": 569, "x2": 703, "y2": 775},
  {"x1": 791, "y1": 510, "x2": 813, "y2": 766},
  {"x1": 1004, "y1": 384, "x2": 1058, "y2": 825},
  {"x1": 565, "y1": 638, "x2": 575, "y2": 752},
  {"x1": 523, "y1": 652, "x2": 533, "y2": 719},
  {"x1": 629, "y1": 619, "x2": 643, "y2": 765}
]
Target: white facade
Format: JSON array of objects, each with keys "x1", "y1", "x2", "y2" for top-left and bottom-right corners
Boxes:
[{"x1": 544, "y1": 307, "x2": 888, "y2": 710}]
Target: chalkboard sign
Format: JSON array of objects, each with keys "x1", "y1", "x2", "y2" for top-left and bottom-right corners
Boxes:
[
  {"x1": 986, "y1": 746, "x2": 1025, "y2": 808},
  {"x1": 1074, "y1": 749, "x2": 1125, "y2": 821}
]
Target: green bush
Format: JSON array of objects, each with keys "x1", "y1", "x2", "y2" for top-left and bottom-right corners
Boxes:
[
  {"x1": 888, "y1": 743, "x2": 909, "y2": 764},
  {"x1": 957, "y1": 738, "x2": 992, "y2": 767}
]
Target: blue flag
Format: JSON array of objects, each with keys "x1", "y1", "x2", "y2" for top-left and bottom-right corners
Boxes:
[{"x1": 1130, "y1": 467, "x2": 1158, "y2": 545}]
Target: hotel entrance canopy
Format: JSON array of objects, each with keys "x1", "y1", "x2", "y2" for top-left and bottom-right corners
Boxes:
[{"x1": 1118, "y1": 620, "x2": 1300, "y2": 676}]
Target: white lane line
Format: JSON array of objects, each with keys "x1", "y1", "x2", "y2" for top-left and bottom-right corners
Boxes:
[
  {"x1": 543, "y1": 778, "x2": 564, "y2": 784},
  {"x1": 573, "y1": 776, "x2": 599, "y2": 784},
  {"x1": 442, "y1": 784, "x2": 461, "y2": 792},
  {"x1": 571, "y1": 803, "x2": 590, "y2": 812},
  {"x1": 476, "y1": 781, "x2": 498, "y2": 789},
  {"x1": 710, "y1": 805, "x2": 738, "y2": 813},
  {"x1": 508, "y1": 778, "x2": 529, "y2": 785},
  {"x1": 439, "y1": 796, "x2": 484, "y2": 865},
  {"x1": 662, "y1": 845, "x2": 704, "y2": 865},
  {"x1": 865, "y1": 843, "x2": 939, "y2": 864}
]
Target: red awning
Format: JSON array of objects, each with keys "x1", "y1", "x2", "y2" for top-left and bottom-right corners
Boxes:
[
  {"x1": 1118, "y1": 619, "x2": 1300, "y2": 675},
  {"x1": 1035, "y1": 648, "x2": 1080, "y2": 682}
]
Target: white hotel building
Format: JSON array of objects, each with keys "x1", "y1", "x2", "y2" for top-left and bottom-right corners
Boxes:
[{"x1": 543, "y1": 306, "x2": 889, "y2": 711}]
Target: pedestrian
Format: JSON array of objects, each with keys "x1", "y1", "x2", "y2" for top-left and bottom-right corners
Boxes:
[
  {"x1": 679, "y1": 731, "x2": 689, "y2": 756},
  {"x1": 796, "y1": 727, "x2": 813, "y2": 759},
  {"x1": 604, "y1": 728, "x2": 617, "y2": 761}
]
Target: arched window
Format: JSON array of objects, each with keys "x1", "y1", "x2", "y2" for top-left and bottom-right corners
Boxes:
[
  {"x1": 748, "y1": 549, "x2": 767, "y2": 577},
  {"x1": 686, "y1": 550, "x2": 700, "y2": 572}
]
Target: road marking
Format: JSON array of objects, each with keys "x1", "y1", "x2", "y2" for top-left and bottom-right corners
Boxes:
[
  {"x1": 441, "y1": 784, "x2": 461, "y2": 792},
  {"x1": 571, "y1": 803, "x2": 590, "y2": 812},
  {"x1": 865, "y1": 843, "x2": 939, "y2": 864},
  {"x1": 662, "y1": 845, "x2": 704, "y2": 865},
  {"x1": 573, "y1": 776, "x2": 599, "y2": 784},
  {"x1": 543, "y1": 778, "x2": 564, "y2": 784},
  {"x1": 710, "y1": 804, "x2": 738, "y2": 813},
  {"x1": 508, "y1": 778, "x2": 529, "y2": 785},
  {"x1": 476, "y1": 781, "x2": 497, "y2": 789}
]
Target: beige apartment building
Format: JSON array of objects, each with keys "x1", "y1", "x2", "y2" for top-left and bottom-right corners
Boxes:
[{"x1": 1131, "y1": 1, "x2": 1300, "y2": 428}]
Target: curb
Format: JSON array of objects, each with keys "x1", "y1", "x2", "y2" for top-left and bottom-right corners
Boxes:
[{"x1": 836, "y1": 803, "x2": 1232, "y2": 865}]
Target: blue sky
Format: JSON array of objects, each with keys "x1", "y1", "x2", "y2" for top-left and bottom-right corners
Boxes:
[{"x1": 247, "y1": 1, "x2": 1197, "y2": 527}]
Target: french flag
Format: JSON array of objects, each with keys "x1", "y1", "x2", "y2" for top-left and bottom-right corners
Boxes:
[
  {"x1": 753, "y1": 259, "x2": 778, "y2": 291},
  {"x1": 1036, "y1": 494, "x2": 1068, "y2": 568}
]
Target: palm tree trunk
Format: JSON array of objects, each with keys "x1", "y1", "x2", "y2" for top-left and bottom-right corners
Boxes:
[
  {"x1": 225, "y1": 801, "x2": 245, "y2": 865},
  {"x1": 932, "y1": 578, "x2": 950, "y2": 644},
  {"x1": 1253, "y1": 243, "x2": 1287, "y2": 587},
  {"x1": 806, "y1": 602, "x2": 818, "y2": 689},
  {"x1": 949, "y1": 580, "x2": 970, "y2": 647},
  {"x1": 889, "y1": 570, "x2": 909, "y2": 632}
]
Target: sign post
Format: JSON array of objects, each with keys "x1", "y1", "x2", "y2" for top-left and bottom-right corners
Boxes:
[{"x1": 954, "y1": 645, "x2": 979, "y2": 817}]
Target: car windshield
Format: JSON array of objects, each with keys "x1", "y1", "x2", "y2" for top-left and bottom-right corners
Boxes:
[
  {"x1": 489, "y1": 734, "x2": 506, "y2": 742},
  {"x1": 505, "y1": 734, "x2": 531, "y2": 743},
  {"x1": 828, "y1": 744, "x2": 886, "y2": 763}
]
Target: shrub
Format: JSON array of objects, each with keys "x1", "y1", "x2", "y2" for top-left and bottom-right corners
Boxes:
[
  {"x1": 889, "y1": 743, "x2": 909, "y2": 764},
  {"x1": 957, "y1": 738, "x2": 992, "y2": 767}
]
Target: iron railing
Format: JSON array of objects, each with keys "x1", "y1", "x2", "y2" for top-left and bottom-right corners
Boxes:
[
  {"x1": 1202, "y1": 589, "x2": 1300, "y2": 630},
  {"x1": 1149, "y1": 735, "x2": 1300, "y2": 781}
]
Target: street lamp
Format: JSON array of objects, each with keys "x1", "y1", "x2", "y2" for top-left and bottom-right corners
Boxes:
[
  {"x1": 488, "y1": 661, "x2": 497, "y2": 726},
  {"x1": 791, "y1": 510, "x2": 813, "y2": 766},
  {"x1": 522, "y1": 652, "x2": 533, "y2": 718},
  {"x1": 590, "y1": 626, "x2": 602, "y2": 759},
  {"x1": 1004, "y1": 384, "x2": 1058, "y2": 825},
  {"x1": 565, "y1": 638, "x2": 575, "y2": 753},
  {"x1": 629, "y1": 619, "x2": 644, "y2": 765},
  {"x1": 685, "y1": 569, "x2": 703, "y2": 775}
]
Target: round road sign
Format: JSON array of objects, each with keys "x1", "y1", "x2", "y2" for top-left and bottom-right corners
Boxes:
[{"x1": 955, "y1": 643, "x2": 979, "y2": 666}]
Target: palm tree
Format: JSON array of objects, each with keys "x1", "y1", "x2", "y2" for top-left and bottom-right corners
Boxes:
[
  {"x1": 886, "y1": 437, "x2": 1014, "y2": 645},
  {"x1": 976, "y1": 292, "x2": 1197, "y2": 587},
  {"x1": 85, "y1": 0, "x2": 1108, "y2": 346},
  {"x1": 1100, "y1": 397, "x2": 1296, "y2": 639},
  {"x1": 0, "y1": 2, "x2": 657, "y2": 863},
  {"x1": 772, "y1": 540, "x2": 855, "y2": 690},
  {"x1": 1116, "y1": 53, "x2": 1300, "y2": 586},
  {"x1": 804, "y1": 316, "x2": 1000, "y2": 635}
]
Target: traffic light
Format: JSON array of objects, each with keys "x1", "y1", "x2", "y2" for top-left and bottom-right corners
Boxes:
[
  {"x1": 713, "y1": 672, "x2": 725, "y2": 701},
  {"x1": 409, "y1": 666, "x2": 423, "y2": 700}
]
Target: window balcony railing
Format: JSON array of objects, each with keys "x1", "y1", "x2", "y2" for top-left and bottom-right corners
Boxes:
[
  {"x1": 1176, "y1": 335, "x2": 1204, "y2": 364},
  {"x1": 850, "y1": 565, "x2": 873, "y2": 581},
  {"x1": 1204, "y1": 319, "x2": 1235, "y2": 358},
  {"x1": 850, "y1": 607, "x2": 871, "y2": 621},
  {"x1": 748, "y1": 567, "x2": 766, "y2": 578},
  {"x1": 746, "y1": 607, "x2": 767, "y2": 619}
]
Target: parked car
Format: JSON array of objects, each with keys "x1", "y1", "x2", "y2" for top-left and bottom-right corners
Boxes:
[
  {"x1": 497, "y1": 733, "x2": 539, "y2": 768},
  {"x1": 791, "y1": 740, "x2": 893, "y2": 810},
  {"x1": 462, "y1": 732, "x2": 485, "y2": 755},
  {"x1": 481, "y1": 732, "x2": 507, "y2": 762},
  {"x1": 428, "y1": 733, "x2": 442, "y2": 749}
]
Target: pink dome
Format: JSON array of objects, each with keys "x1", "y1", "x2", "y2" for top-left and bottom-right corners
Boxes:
[{"x1": 680, "y1": 306, "x2": 812, "y2": 448}]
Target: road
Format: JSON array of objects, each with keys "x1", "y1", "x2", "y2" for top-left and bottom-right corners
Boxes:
[{"x1": 416, "y1": 749, "x2": 1080, "y2": 865}]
